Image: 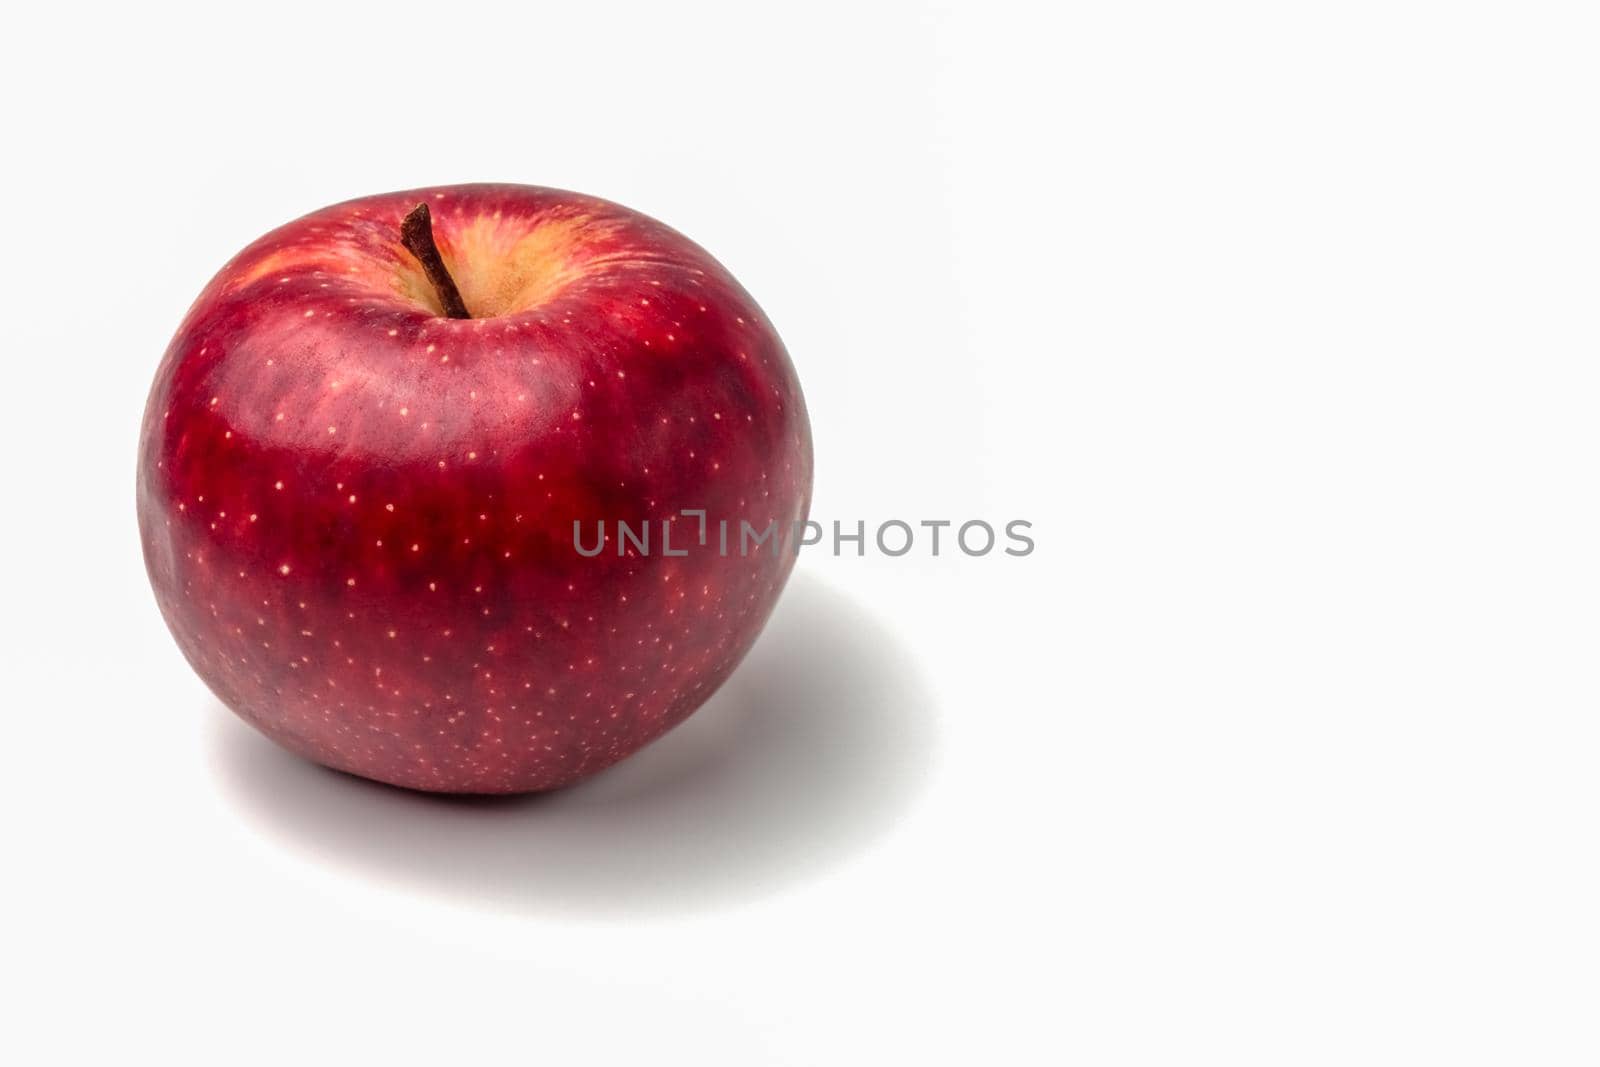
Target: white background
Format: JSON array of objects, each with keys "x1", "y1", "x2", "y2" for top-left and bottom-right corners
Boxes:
[{"x1": 4, "y1": 1, "x2": 1598, "y2": 1062}]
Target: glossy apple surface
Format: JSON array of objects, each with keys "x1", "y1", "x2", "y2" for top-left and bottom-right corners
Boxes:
[{"x1": 138, "y1": 184, "x2": 812, "y2": 793}]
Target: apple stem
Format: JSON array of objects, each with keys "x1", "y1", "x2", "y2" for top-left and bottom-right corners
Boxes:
[{"x1": 400, "y1": 203, "x2": 472, "y2": 319}]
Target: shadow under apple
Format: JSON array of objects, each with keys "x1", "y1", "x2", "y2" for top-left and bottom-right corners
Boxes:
[{"x1": 207, "y1": 572, "x2": 938, "y2": 916}]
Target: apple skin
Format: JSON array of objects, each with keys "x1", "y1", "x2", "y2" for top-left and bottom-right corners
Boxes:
[{"x1": 137, "y1": 184, "x2": 812, "y2": 794}]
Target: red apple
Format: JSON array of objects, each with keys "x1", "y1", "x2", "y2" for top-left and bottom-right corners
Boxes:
[{"x1": 138, "y1": 184, "x2": 812, "y2": 793}]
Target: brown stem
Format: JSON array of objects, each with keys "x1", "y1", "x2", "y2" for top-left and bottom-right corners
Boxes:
[{"x1": 400, "y1": 203, "x2": 471, "y2": 319}]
